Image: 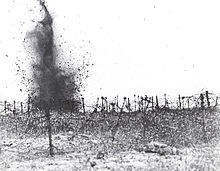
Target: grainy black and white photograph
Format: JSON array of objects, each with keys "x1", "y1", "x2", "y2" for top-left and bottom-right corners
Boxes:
[{"x1": 0, "y1": 0, "x2": 220, "y2": 170}]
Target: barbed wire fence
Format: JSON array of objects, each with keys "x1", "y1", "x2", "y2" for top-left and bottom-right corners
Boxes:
[
  {"x1": 0, "y1": 90, "x2": 219, "y2": 116},
  {"x1": 0, "y1": 90, "x2": 219, "y2": 148},
  {"x1": 83, "y1": 90, "x2": 219, "y2": 113}
]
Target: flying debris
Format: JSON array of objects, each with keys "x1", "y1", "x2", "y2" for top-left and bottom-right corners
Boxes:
[{"x1": 26, "y1": 0, "x2": 81, "y2": 111}]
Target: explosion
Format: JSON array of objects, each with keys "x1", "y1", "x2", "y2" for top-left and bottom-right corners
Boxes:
[{"x1": 26, "y1": 0, "x2": 81, "y2": 110}]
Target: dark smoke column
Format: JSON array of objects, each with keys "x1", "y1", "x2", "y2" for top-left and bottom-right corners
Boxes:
[
  {"x1": 33, "y1": 0, "x2": 63, "y2": 103},
  {"x1": 27, "y1": 0, "x2": 60, "y2": 156},
  {"x1": 27, "y1": 0, "x2": 79, "y2": 110}
]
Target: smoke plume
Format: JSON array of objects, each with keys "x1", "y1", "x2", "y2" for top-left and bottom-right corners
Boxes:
[{"x1": 26, "y1": 0, "x2": 80, "y2": 110}]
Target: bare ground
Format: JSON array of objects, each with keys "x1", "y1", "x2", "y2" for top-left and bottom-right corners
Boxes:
[{"x1": 0, "y1": 129, "x2": 220, "y2": 171}]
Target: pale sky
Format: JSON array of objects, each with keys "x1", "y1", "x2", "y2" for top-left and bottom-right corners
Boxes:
[{"x1": 0, "y1": 0, "x2": 220, "y2": 104}]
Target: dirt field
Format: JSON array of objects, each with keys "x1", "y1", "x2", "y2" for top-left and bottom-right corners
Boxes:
[{"x1": 1, "y1": 129, "x2": 220, "y2": 171}]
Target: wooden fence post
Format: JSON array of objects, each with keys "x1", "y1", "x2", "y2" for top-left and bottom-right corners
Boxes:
[
  {"x1": 82, "y1": 97, "x2": 85, "y2": 114},
  {"x1": 156, "y1": 96, "x2": 159, "y2": 109},
  {"x1": 128, "y1": 98, "x2": 131, "y2": 113},
  {"x1": 164, "y1": 94, "x2": 167, "y2": 108},
  {"x1": 13, "y1": 100, "x2": 18, "y2": 134},
  {"x1": 117, "y1": 96, "x2": 119, "y2": 113},
  {"x1": 140, "y1": 96, "x2": 144, "y2": 112},
  {"x1": 138, "y1": 95, "x2": 140, "y2": 111},
  {"x1": 134, "y1": 95, "x2": 136, "y2": 112},
  {"x1": 205, "y1": 91, "x2": 210, "y2": 108},
  {"x1": 215, "y1": 96, "x2": 218, "y2": 107},
  {"x1": 122, "y1": 97, "x2": 126, "y2": 112},
  {"x1": 101, "y1": 96, "x2": 104, "y2": 112},
  {"x1": 105, "y1": 97, "x2": 108, "y2": 112},
  {"x1": 200, "y1": 93, "x2": 205, "y2": 109},
  {"x1": 95, "y1": 97, "x2": 99, "y2": 112},
  {"x1": 143, "y1": 96, "x2": 147, "y2": 112},
  {"x1": 4, "y1": 101, "x2": 7, "y2": 114},
  {"x1": 178, "y1": 95, "x2": 181, "y2": 109},
  {"x1": 182, "y1": 97, "x2": 185, "y2": 109},
  {"x1": 20, "y1": 102, "x2": 23, "y2": 114},
  {"x1": 13, "y1": 100, "x2": 16, "y2": 116},
  {"x1": 45, "y1": 103, "x2": 54, "y2": 156}
]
